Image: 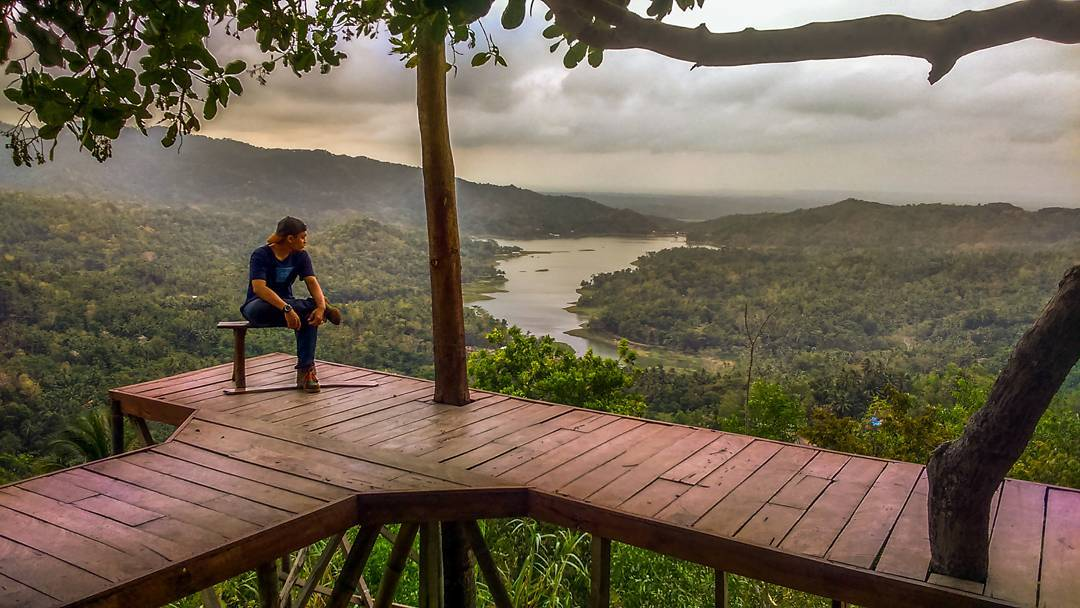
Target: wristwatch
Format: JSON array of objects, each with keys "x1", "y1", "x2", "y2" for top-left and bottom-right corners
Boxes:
[{"x1": 282, "y1": 304, "x2": 293, "y2": 314}]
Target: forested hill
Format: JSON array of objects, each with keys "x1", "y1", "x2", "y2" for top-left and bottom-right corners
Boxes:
[
  {"x1": 687, "y1": 198, "x2": 1080, "y2": 248},
  {"x1": 0, "y1": 127, "x2": 677, "y2": 238}
]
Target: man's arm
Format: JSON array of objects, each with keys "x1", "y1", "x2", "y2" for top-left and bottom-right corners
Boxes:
[
  {"x1": 252, "y1": 279, "x2": 302, "y2": 329},
  {"x1": 303, "y1": 275, "x2": 328, "y2": 326}
]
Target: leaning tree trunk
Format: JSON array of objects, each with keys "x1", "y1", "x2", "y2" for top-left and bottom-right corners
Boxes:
[
  {"x1": 416, "y1": 25, "x2": 470, "y2": 406},
  {"x1": 927, "y1": 265, "x2": 1080, "y2": 581}
]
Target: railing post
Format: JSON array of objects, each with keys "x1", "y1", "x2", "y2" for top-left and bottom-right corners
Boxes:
[
  {"x1": 589, "y1": 535, "x2": 611, "y2": 608},
  {"x1": 715, "y1": 570, "x2": 729, "y2": 608},
  {"x1": 420, "y1": 522, "x2": 445, "y2": 608},
  {"x1": 256, "y1": 561, "x2": 279, "y2": 608},
  {"x1": 441, "y1": 521, "x2": 475, "y2": 608},
  {"x1": 110, "y1": 399, "x2": 125, "y2": 455}
]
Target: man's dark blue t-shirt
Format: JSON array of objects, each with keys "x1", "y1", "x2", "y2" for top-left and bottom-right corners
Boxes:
[{"x1": 244, "y1": 245, "x2": 315, "y2": 306}]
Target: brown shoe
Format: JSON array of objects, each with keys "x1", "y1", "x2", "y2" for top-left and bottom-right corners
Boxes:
[
  {"x1": 325, "y1": 306, "x2": 342, "y2": 325},
  {"x1": 297, "y1": 367, "x2": 321, "y2": 393}
]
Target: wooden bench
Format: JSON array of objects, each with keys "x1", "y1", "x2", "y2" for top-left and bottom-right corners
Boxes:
[{"x1": 217, "y1": 321, "x2": 378, "y2": 395}]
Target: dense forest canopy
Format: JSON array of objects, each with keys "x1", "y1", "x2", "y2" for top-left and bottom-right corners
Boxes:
[
  {"x1": 687, "y1": 199, "x2": 1080, "y2": 249},
  {"x1": 0, "y1": 192, "x2": 505, "y2": 479}
]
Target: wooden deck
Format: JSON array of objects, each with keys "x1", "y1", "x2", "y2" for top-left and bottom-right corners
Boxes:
[{"x1": 2, "y1": 353, "x2": 1076, "y2": 607}]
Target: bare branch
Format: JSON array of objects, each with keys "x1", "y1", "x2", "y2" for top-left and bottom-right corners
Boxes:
[{"x1": 542, "y1": 0, "x2": 1080, "y2": 83}]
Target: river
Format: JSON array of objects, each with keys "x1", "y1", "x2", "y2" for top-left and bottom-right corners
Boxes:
[{"x1": 475, "y1": 235, "x2": 687, "y2": 357}]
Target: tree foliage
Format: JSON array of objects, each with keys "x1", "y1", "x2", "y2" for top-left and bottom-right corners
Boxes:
[{"x1": 468, "y1": 326, "x2": 646, "y2": 417}]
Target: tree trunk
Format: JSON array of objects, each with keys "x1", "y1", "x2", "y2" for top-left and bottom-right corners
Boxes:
[
  {"x1": 416, "y1": 27, "x2": 470, "y2": 405},
  {"x1": 441, "y1": 521, "x2": 476, "y2": 608},
  {"x1": 927, "y1": 265, "x2": 1080, "y2": 581}
]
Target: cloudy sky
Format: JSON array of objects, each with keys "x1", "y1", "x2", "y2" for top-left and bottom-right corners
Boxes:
[{"x1": 6, "y1": 0, "x2": 1080, "y2": 205}]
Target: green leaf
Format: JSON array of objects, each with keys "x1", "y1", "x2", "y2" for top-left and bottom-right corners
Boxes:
[
  {"x1": 224, "y1": 59, "x2": 246, "y2": 75},
  {"x1": 5, "y1": 61, "x2": 21, "y2": 75},
  {"x1": 162, "y1": 123, "x2": 178, "y2": 148},
  {"x1": 225, "y1": 76, "x2": 243, "y2": 95},
  {"x1": 587, "y1": 47, "x2": 604, "y2": 68},
  {"x1": 501, "y1": 0, "x2": 527, "y2": 30},
  {"x1": 38, "y1": 123, "x2": 62, "y2": 139},
  {"x1": 203, "y1": 96, "x2": 217, "y2": 120},
  {"x1": 542, "y1": 24, "x2": 562, "y2": 39},
  {"x1": 563, "y1": 42, "x2": 587, "y2": 69},
  {"x1": 471, "y1": 53, "x2": 490, "y2": 67}
]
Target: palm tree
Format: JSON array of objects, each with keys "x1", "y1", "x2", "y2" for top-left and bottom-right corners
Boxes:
[{"x1": 49, "y1": 407, "x2": 122, "y2": 464}]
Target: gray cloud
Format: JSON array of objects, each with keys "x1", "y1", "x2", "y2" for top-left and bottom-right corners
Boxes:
[{"x1": 2, "y1": 1, "x2": 1077, "y2": 205}]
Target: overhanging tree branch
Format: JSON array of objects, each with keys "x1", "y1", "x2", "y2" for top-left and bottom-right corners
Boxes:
[{"x1": 542, "y1": 0, "x2": 1080, "y2": 83}]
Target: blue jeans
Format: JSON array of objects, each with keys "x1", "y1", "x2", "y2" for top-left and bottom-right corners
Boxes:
[{"x1": 241, "y1": 297, "x2": 319, "y2": 370}]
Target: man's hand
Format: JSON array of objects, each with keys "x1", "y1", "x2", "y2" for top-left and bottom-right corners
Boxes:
[
  {"x1": 308, "y1": 307, "x2": 326, "y2": 327},
  {"x1": 285, "y1": 309, "x2": 302, "y2": 330}
]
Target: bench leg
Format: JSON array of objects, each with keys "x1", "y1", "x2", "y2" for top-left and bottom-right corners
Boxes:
[{"x1": 232, "y1": 327, "x2": 247, "y2": 389}]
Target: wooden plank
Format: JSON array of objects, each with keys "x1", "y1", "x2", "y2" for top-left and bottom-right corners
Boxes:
[
  {"x1": 0, "y1": 487, "x2": 187, "y2": 562},
  {"x1": 558, "y1": 425, "x2": 697, "y2": 499},
  {"x1": 984, "y1": 479, "x2": 1046, "y2": 605},
  {"x1": 770, "y1": 451, "x2": 849, "y2": 509},
  {"x1": 662, "y1": 434, "x2": 756, "y2": 485},
  {"x1": 445, "y1": 410, "x2": 601, "y2": 469},
  {"x1": 57, "y1": 469, "x2": 257, "y2": 540},
  {"x1": 655, "y1": 440, "x2": 782, "y2": 527},
  {"x1": 826, "y1": 461, "x2": 923, "y2": 569},
  {"x1": 124, "y1": 451, "x2": 324, "y2": 513},
  {"x1": 388, "y1": 399, "x2": 533, "y2": 456},
  {"x1": 530, "y1": 423, "x2": 662, "y2": 490},
  {"x1": 1039, "y1": 489, "x2": 1080, "y2": 608},
  {"x1": 151, "y1": 441, "x2": 349, "y2": 502},
  {"x1": 191, "y1": 412, "x2": 500, "y2": 487},
  {"x1": 779, "y1": 457, "x2": 887, "y2": 557},
  {"x1": 73, "y1": 494, "x2": 164, "y2": 526},
  {"x1": 424, "y1": 403, "x2": 578, "y2": 464},
  {"x1": 0, "y1": 571, "x2": 56, "y2": 608},
  {"x1": 300, "y1": 382, "x2": 434, "y2": 431},
  {"x1": 178, "y1": 420, "x2": 400, "y2": 489},
  {"x1": 364, "y1": 395, "x2": 518, "y2": 449},
  {"x1": 496, "y1": 418, "x2": 645, "y2": 483},
  {"x1": 621, "y1": 478, "x2": 695, "y2": 517},
  {"x1": 0, "y1": 535, "x2": 110, "y2": 603},
  {"x1": 145, "y1": 357, "x2": 296, "y2": 400},
  {"x1": 874, "y1": 471, "x2": 930, "y2": 580},
  {"x1": 19, "y1": 475, "x2": 98, "y2": 503},
  {"x1": 696, "y1": 446, "x2": 817, "y2": 537},
  {"x1": 735, "y1": 503, "x2": 805, "y2": 547},
  {"x1": 86, "y1": 459, "x2": 224, "y2": 503},
  {"x1": 223, "y1": 366, "x2": 378, "y2": 416},
  {"x1": 119, "y1": 354, "x2": 287, "y2": 394},
  {"x1": 0, "y1": 504, "x2": 153, "y2": 583},
  {"x1": 586, "y1": 428, "x2": 718, "y2": 507}
]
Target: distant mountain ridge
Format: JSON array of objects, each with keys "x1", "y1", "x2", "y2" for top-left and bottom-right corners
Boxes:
[
  {"x1": 0, "y1": 127, "x2": 677, "y2": 238},
  {"x1": 687, "y1": 198, "x2": 1080, "y2": 248}
]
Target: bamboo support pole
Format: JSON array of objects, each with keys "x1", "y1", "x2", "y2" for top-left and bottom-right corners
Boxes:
[
  {"x1": 374, "y1": 522, "x2": 421, "y2": 608},
  {"x1": 462, "y1": 521, "x2": 513, "y2": 608},
  {"x1": 327, "y1": 525, "x2": 383, "y2": 608},
  {"x1": 589, "y1": 535, "x2": 611, "y2": 608},
  {"x1": 294, "y1": 533, "x2": 346, "y2": 608},
  {"x1": 419, "y1": 523, "x2": 444, "y2": 608},
  {"x1": 256, "y1": 561, "x2": 279, "y2": 608}
]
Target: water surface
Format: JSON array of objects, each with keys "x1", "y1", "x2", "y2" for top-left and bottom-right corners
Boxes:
[{"x1": 477, "y1": 236, "x2": 686, "y2": 357}]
